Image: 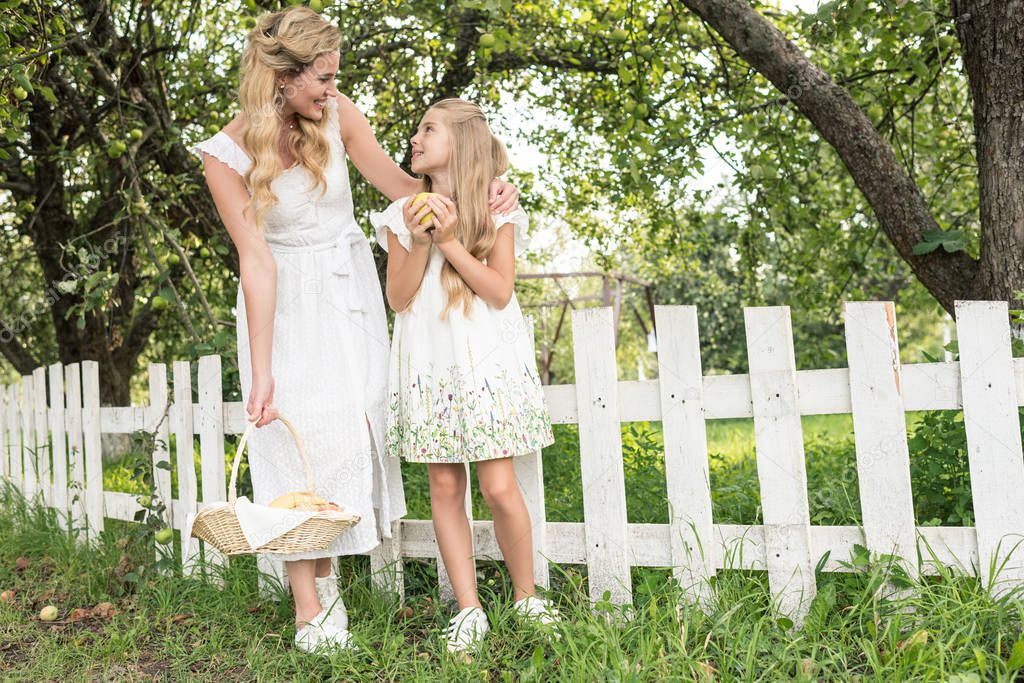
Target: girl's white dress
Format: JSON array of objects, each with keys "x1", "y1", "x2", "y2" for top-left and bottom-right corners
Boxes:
[
  {"x1": 190, "y1": 97, "x2": 406, "y2": 559},
  {"x1": 370, "y1": 198, "x2": 554, "y2": 463}
]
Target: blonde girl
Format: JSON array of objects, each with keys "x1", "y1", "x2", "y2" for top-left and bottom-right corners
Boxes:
[{"x1": 370, "y1": 99, "x2": 558, "y2": 654}]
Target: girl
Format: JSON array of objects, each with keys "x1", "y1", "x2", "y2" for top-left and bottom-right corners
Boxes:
[
  {"x1": 370, "y1": 99, "x2": 559, "y2": 654},
  {"x1": 191, "y1": 9, "x2": 519, "y2": 654}
]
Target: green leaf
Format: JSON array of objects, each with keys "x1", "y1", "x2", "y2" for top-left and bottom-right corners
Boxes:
[
  {"x1": 1008, "y1": 638, "x2": 1024, "y2": 670},
  {"x1": 912, "y1": 241, "x2": 940, "y2": 255}
]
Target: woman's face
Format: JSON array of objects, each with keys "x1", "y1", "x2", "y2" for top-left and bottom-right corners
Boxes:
[
  {"x1": 409, "y1": 109, "x2": 451, "y2": 175},
  {"x1": 278, "y1": 50, "x2": 339, "y2": 121}
]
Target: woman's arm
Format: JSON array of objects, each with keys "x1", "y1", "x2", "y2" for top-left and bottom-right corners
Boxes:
[
  {"x1": 335, "y1": 94, "x2": 521, "y2": 211},
  {"x1": 200, "y1": 153, "x2": 279, "y2": 426},
  {"x1": 428, "y1": 196, "x2": 516, "y2": 309},
  {"x1": 384, "y1": 200, "x2": 434, "y2": 312},
  {"x1": 336, "y1": 94, "x2": 420, "y2": 200}
]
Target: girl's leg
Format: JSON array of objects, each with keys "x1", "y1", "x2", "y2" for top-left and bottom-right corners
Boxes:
[
  {"x1": 475, "y1": 457, "x2": 536, "y2": 602},
  {"x1": 285, "y1": 558, "x2": 323, "y2": 626},
  {"x1": 314, "y1": 557, "x2": 333, "y2": 578},
  {"x1": 428, "y1": 462, "x2": 481, "y2": 610}
]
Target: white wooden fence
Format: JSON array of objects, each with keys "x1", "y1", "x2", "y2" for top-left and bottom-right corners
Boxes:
[{"x1": 3, "y1": 300, "x2": 1024, "y2": 624}]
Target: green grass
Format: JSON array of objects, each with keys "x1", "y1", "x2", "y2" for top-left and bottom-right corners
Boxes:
[
  {"x1": 4, "y1": 413, "x2": 1020, "y2": 680},
  {"x1": 2, "y1": 482, "x2": 1023, "y2": 680}
]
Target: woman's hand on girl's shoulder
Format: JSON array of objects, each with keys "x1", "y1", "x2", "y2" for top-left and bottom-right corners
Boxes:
[
  {"x1": 402, "y1": 196, "x2": 433, "y2": 246},
  {"x1": 488, "y1": 178, "x2": 519, "y2": 213}
]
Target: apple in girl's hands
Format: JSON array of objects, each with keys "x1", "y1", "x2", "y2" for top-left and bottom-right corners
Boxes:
[
  {"x1": 402, "y1": 196, "x2": 435, "y2": 246},
  {"x1": 411, "y1": 192, "x2": 439, "y2": 225},
  {"x1": 423, "y1": 195, "x2": 458, "y2": 245}
]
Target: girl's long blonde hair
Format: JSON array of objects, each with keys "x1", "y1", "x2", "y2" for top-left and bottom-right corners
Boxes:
[
  {"x1": 422, "y1": 98, "x2": 509, "y2": 319},
  {"x1": 238, "y1": 7, "x2": 340, "y2": 231}
]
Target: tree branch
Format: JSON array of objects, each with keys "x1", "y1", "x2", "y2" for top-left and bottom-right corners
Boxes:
[
  {"x1": 675, "y1": 0, "x2": 981, "y2": 313},
  {"x1": 0, "y1": 319, "x2": 40, "y2": 374}
]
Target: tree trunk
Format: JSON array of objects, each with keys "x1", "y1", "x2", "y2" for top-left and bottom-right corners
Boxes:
[
  {"x1": 676, "y1": 0, "x2": 987, "y2": 314},
  {"x1": 952, "y1": 0, "x2": 1024, "y2": 306}
]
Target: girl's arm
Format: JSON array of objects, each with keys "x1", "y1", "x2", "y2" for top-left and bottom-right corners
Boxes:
[
  {"x1": 384, "y1": 200, "x2": 434, "y2": 312},
  {"x1": 335, "y1": 94, "x2": 520, "y2": 211},
  {"x1": 199, "y1": 153, "x2": 279, "y2": 427},
  {"x1": 428, "y1": 196, "x2": 517, "y2": 309}
]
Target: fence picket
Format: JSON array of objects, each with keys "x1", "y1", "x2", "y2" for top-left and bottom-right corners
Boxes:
[
  {"x1": 65, "y1": 364, "x2": 86, "y2": 533},
  {"x1": 148, "y1": 364, "x2": 173, "y2": 570},
  {"x1": 954, "y1": 300, "x2": 1024, "y2": 593},
  {"x1": 33, "y1": 367, "x2": 49, "y2": 507},
  {"x1": 48, "y1": 364, "x2": 69, "y2": 530},
  {"x1": 8, "y1": 385, "x2": 23, "y2": 499},
  {"x1": 20, "y1": 376, "x2": 37, "y2": 499},
  {"x1": 843, "y1": 302, "x2": 918, "y2": 579},
  {"x1": 654, "y1": 305, "x2": 714, "y2": 608},
  {"x1": 1, "y1": 385, "x2": 11, "y2": 485},
  {"x1": 172, "y1": 361, "x2": 201, "y2": 575},
  {"x1": 0, "y1": 383, "x2": 8, "y2": 483},
  {"x1": 197, "y1": 355, "x2": 227, "y2": 577},
  {"x1": 573, "y1": 307, "x2": 632, "y2": 608},
  {"x1": 744, "y1": 306, "x2": 816, "y2": 624},
  {"x1": 81, "y1": 361, "x2": 104, "y2": 539}
]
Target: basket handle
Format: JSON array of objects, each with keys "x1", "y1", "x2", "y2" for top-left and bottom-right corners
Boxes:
[{"x1": 227, "y1": 414, "x2": 314, "y2": 505}]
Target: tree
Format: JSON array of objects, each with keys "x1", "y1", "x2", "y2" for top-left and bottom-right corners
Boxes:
[{"x1": 674, "y1": 0, "x2": 1021, "y2": 314}]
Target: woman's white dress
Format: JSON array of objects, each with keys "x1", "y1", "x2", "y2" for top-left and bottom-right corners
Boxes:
[
  {"x1": 191, "y1": 97, "x2": 406, "y2": 559},
  {"x1": 370, "y1": 198, "x2": 554, "y2": 463}
]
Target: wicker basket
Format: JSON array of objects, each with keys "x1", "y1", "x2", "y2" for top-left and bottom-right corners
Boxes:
[{"x1": 190, "y1": 414, "x2": 360, "y2": 556}]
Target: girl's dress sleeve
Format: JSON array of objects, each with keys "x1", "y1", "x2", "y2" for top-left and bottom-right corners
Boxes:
[
  {"x1": 370, "y1": 197, "x2": 412, "y2": 252},
  {"x1": 493, "y1": 206, "x2": 531, "y2": 258},
  {"x1": 189, "y1": 133, "x2": 252, "y2": 177}
]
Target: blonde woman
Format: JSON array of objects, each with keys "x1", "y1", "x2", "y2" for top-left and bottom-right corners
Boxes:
[
  {"x1": 370, "y1": 99, "x2": 558, "y2": 655},
  {"x1": 190, "y1": 8, "x2": 519, "y2": 654}
]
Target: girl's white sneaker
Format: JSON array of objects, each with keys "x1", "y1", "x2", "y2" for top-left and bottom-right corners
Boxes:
[
  {"x1": 514, "y1": 595, "x2": 562, "y2": 638},
  {"x1": 294, "y1": 608, "x2": 353, "y2": 654},
  {"x1": 444, "y1": 605, "x2": 490, "y2": 654},
  {"x1": 315, "y1": 573, "x2": 348, "y2": 630}
]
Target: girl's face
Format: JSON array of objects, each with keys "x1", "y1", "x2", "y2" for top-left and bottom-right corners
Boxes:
[
  {"x1": 409, "y1": 109, "x2": 451, "y2": 174},
  {"x1": 279, "y1": 50, "x2": 339, "y2": 121}
]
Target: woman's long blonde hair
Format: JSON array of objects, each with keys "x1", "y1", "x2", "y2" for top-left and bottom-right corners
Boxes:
[
  {"x1": 421, "y1": 99, "x2": 509, "y2": 319},
  {"x1": 238, "y1": 7, "x2": 340, "y2": 231}
]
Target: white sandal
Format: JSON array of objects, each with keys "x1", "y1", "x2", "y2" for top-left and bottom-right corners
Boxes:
[
  {"x1": 444, "y1": 606, "x2": 490, "y2": 654},
  {"x1": 514, "y1": 595, "x2": 562, "y2": 639},
  {"x1": 294, "y1": 608, "x2": 352, "y2": 654}
]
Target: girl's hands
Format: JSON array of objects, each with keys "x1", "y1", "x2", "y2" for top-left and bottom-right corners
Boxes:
[
  {"x1": 402, "y1": 197, "x2": 433, "y2": 246},
  {"x1": 487, "y1": 178, "x2": 519, "y2": 214},
  {"x1": 425, "y1": 195, "x2": 458, "y2": 245},
  {"x1": 247, "y1": 373, "x2": 280, "y2": 428}
]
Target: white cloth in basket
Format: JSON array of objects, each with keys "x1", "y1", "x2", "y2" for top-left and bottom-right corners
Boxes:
[{"x1": 233, "y1": 497, "x2": 324, "y2": 550}]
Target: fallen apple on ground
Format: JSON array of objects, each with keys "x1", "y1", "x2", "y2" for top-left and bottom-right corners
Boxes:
[
  {"x1": 0, "y1": 590, "x2": 14, "y2": 604},
  {"x1": 39, "y1": 605, "x2": 58, "y2": 622}
]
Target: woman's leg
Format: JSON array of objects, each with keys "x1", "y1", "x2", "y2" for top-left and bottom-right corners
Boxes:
[
  {"x1": 285, "y1": 558, "x2": 322, "y2": 626},
  {"x1": 428, "y1": 462, "x2": 481, "y2": 610},
  {"x1": 475, "y1": 457, "x2": 536, "y2": 602}
]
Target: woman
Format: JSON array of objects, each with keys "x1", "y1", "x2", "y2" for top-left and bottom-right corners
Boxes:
[{"x1": 190, "y1": 6, "x2": 519, "y2": 654}]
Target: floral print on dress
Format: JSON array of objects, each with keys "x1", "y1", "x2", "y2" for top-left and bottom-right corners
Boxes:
[{"x1": 386, "y1": 337, "x2": 554, "y2": 463}]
